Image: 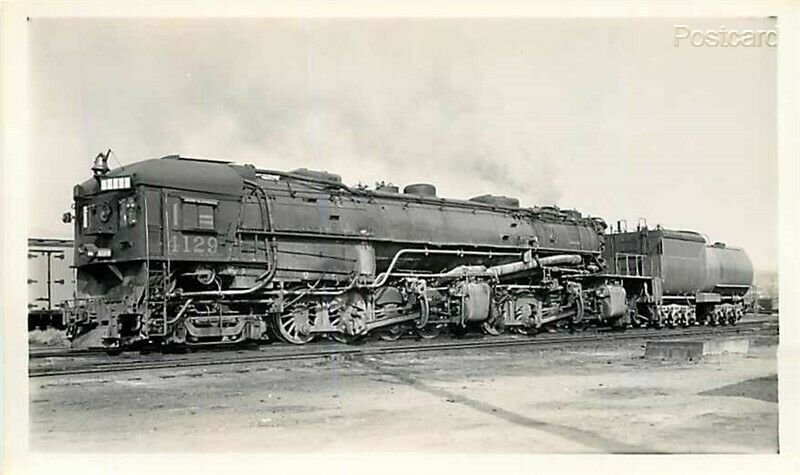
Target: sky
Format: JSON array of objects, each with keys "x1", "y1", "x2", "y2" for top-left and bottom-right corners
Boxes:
[{"x1": 28, "y1": 18, "x2": 777, "y2": 270}]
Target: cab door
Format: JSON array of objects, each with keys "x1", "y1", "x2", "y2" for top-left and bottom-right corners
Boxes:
[{"x1": 144, "y1": 188, "x2": 164, "y2": 257}]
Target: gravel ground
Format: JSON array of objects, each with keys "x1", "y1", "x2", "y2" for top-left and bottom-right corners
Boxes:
[{"x1": 29, "y1": 336, "x2": 778, "y2": 453}]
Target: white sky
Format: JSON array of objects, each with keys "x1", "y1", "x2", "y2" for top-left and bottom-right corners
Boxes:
[{"x1": 28, "y1": 18, "x2": 777, "y2": 270}]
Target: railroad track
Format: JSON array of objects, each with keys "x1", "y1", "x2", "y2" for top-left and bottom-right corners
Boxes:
[
  {"x1": 29, "y1": 319, "x2": 777, "y2": 378},
  {"x1": 29, "y1": 315, "x2": 778, "y2": 360}
]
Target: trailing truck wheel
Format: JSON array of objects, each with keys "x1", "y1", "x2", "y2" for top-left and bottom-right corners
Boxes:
[{"x1": 273, "y1": 309, "x2": 316, "y2": 345}]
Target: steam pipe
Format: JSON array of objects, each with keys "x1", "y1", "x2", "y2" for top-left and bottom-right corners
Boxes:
[
  {"x1": 489, "y1": 254, "x2": 582, "y2": 277},
  {"x1": 443, "y1": 253, "x2": 583, "y2": 279},
  {"x1": 370, "y1": 248, "x2": 521, "y2": 288},
  {"x1": 177, "y1": 260, "x2": 276, "y2": 298},
  {"x1": 164, "y1": 298, "x2": 194, "y2": 325}
]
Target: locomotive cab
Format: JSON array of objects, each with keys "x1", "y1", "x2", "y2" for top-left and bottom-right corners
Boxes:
[{"x1": 65, "y1": 153, "x2": 264, "y2": 348}]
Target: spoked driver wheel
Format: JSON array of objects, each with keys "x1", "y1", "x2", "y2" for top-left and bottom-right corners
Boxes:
[
  {"x1": 329, "y1": 330, "x2": 363, "y2": 345},
  {"x1": 414, "y1": 322, "x2": 446, "y2": 340},
  {"x1": 376, "y1": 325, "x2": 404, "y2": 342},
  {"x1": 511, "y1": 326, "x2": 537, "y2": 336},
  {"x1": 273, "y1": 307, "x2": 316, "y2": 345},
  {"x1": 481, "y1": 319, "x2": 504, "y2": 336},
  {"x1": 327, "y1": 291, "x2": 368, "y2": 344},
  {"x1": 410, "y1": 294, "x2": 442, "y2": 339}
]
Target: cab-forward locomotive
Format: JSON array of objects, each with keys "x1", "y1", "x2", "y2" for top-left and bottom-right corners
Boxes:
[{"x1": 64, "y1": 152, "x2": 753, "y2": 350}]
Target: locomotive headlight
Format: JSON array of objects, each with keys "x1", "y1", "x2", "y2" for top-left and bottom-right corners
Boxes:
[{"x1": 99, "y1": 203, "x2": 112, "y2": 223}]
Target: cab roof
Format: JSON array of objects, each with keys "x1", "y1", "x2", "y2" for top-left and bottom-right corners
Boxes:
[{"x1": 77, "y1": 155, "x2": 249, "y2": 196}]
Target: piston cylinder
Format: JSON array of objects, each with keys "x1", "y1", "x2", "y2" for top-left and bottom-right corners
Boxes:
[
  {"x1": 461, "y1": 282, "x2": 492, "y2": 323},
  {"x1": 597, "y1": 285, "x2": 627, "y2": 319}
]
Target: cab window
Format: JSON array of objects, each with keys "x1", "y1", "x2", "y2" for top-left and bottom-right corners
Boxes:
[{"x1": 180, "y1": 197, "x2": 217, "y2": 231}]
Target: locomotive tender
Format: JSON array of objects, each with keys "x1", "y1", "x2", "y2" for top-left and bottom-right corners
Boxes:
[{"x1": 63, "y1": 152, "x2": 752, "y2": 349}]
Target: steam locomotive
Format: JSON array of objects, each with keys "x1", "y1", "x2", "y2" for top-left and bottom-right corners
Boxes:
[{"x1": 62, "y1": 152, "x2": 753, "y2": 350}]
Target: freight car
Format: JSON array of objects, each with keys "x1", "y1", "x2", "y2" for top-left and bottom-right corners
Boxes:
[
  {"x1": 27, "y1": 238, "x2": 75, "y2": 330},
  {"x1": 62, "y1": 152, "x2": 753, "y2": 350}
]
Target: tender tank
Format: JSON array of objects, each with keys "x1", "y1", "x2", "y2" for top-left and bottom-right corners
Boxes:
[
  {"x1": 657, "y1": 231, "x2": 753, "y2": 296},
  {"x1": 702, "y1": 243, "x2": 753, "y2": 295},
  {"x1": 605, "y1": 228, "x2": 754, "y2": 297},
  {"x1": 657, "y1": 230, "x2": 708, "y2": 294}
]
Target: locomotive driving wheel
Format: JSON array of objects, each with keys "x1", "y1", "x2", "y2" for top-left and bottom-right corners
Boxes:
[
  {"x1": 273, "y1": 306, "x2": 316, "y2": 345},
  {"x1": 373, "y1": 286, "x2": 406, "y2": 342},
  {"x1": 327, "y1": 291, "x2": 368, "y2": 344},
  {"x1": 414, "y1": 323, "x2": 444, "y2": 339},
  {"x1": 376, "y1": 324, "x2": 404, "y2": 341},
  {"x1": 512, "y1": 326, "x2": 537, "y2": 336},
  {"x1": 481, "y1": 320, "x2": 504, "y2": 336},
  {"x1": 481, "y1": 303, "x2": 505, "y2": 336},
  {"x1": 412, "y1": 294, "x2": 444, "y2": 339}
]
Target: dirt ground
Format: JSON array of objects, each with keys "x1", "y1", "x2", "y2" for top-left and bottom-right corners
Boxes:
[{"x1": 29, "y1": 336, "x2": 778, "y2": 453}]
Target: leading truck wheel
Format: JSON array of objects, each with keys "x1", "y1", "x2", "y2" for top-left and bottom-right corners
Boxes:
[{"x1": 273, "y1": 308, "x2": 316, "y2": 345}]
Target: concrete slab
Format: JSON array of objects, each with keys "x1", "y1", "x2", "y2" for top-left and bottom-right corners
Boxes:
[
  {"x1": 645, "y1": 338, "x2": 750, "y2": 360},
  {"x1": 703, "y1": 338, "x2": 750, "y2": 355}
]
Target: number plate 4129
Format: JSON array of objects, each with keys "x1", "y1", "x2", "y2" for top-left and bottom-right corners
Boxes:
[{"x1": 169, "y1": 235, "x2": 219, "y2": 254}]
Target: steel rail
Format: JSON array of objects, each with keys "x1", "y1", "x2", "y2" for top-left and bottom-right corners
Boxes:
[{"x1": 29, "y1": 320, "x2": 777, "y2": 378}]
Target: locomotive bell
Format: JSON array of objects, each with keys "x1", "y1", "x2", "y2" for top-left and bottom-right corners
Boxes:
[{"x1": 92, "y1": 150, "x2": 111, "y2": 176}]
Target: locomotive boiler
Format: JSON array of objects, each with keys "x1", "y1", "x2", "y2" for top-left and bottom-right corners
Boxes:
[{"x1": 62, "y1": 152, "x2": 752, "y2": 350}]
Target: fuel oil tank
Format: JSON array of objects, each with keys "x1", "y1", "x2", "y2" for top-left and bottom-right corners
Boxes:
[
  {"x1": 656, "y1": 231, "x2": 753, "y2": 296},
  {"x1": 702, "y1": 243, "x2": 753, "y2": 295},
  {"x1": 657, "y1": 230, "x2": 708, "y2": 294}
]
